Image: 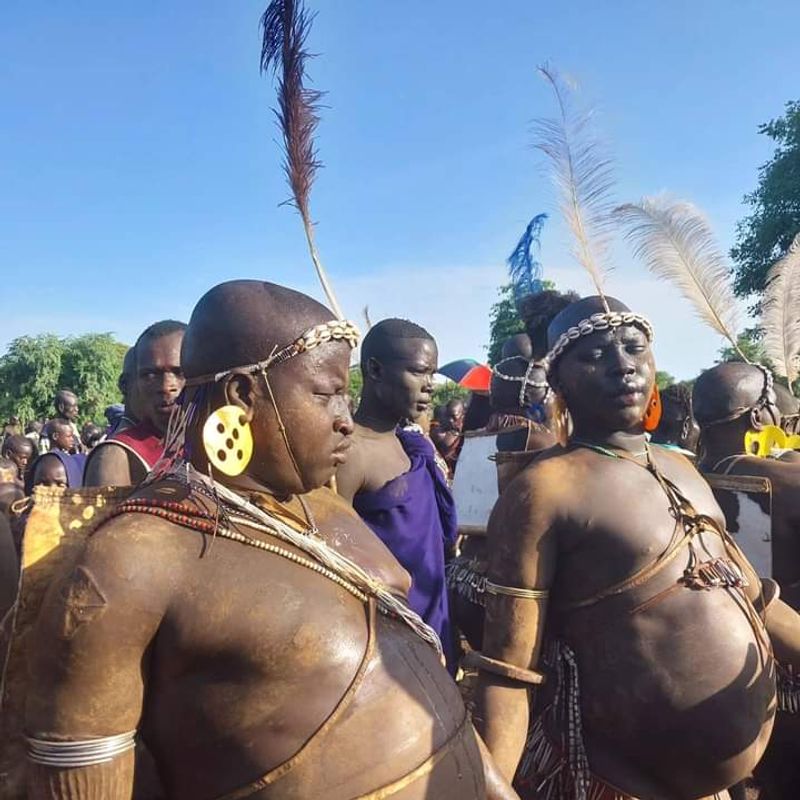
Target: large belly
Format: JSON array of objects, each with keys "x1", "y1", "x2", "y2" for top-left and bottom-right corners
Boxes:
[
  {"x1": 565, "y1": 585, "x2": 776, "y2": 798},
  {"x1": 147, "y1": 614, "x2": 484, "y2": 800}
]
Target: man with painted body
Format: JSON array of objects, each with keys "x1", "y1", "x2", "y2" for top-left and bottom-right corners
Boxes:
[
  {"x1": 25, "y1": 281, "x2": 515, "y2": 800},
  {"x1": 694, "y1": 364, "x2": 800, "y2": 800},
  {"x1": 474, "y1": 296, "x2": 800, "y2": 799},
  {"x1": 83, "y1": 321, "x2": 186, "y2": 487},
  {"x1": 336, "y1": 318, "x2": 459, "y2": 672},
  {"x1": 694, "y1": 363, "x2": 800, "y2": 609}
]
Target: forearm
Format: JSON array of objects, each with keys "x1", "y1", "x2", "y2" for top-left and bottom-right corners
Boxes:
[
  {"x1": 767, "y1": 598, "x2": 800, "y2": 670},
  {"x1": 473, "y1": 727, "x2": 521, "y2": 800},
  {"x1": 473, "y1": 677, "x2": 531, "y2": 782},
  {"x1": 28, "y1": 751, "x2": 134, "y2": 800}
]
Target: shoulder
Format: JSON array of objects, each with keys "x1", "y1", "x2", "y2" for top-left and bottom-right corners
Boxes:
[{"x1": 83, "y1": 441, "x2": 136, "y2": 486}]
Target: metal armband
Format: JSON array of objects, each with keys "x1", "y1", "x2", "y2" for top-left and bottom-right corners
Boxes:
[
  {"x1": 26, "y1": 730, "x2": 136, "y2": 768},
  {"x1": 485, "y1": 581, "x2": 549, "y2": 600}
]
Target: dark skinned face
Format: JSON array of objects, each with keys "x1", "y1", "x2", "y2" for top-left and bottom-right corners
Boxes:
[
  {"x1": 242, "y1": 340, "x2": 354, "y2": 495},
  {"x1": 555, "y1": 325, "x2": 655, "y2": 438},
  {"x1": 33, "y1": 455, "x2": 68, "y2": 488},
  {"x1": 137, "y1": 332, "x2": 185, "y2": 435},
  {"x1": 442, "y1": 401, "x2": 465, "y2": 432},
  {"x1": 5, "y1": 441, "x2": 33, "y2": 475},
  {"x1": 50, "y1": 424, "x2": 75, "y2": 452},
  {"x1": 371, "y1": 338, "x2": 437, "y2": 422},
  {"x1": 58, "y1": 395, "x2": 79, "y2": 422}
]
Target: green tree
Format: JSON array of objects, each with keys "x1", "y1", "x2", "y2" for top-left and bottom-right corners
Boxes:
[
  {"x1": 655, "y1": 371, "x2": 676, "y2": 390},
  {"x1": 432, "y1": 381, "x2": 469, "y2": 409},
  {"x1": 486, "y1": 284, "x2": 525, "y2": 366},
  {"x1": 348, "y1": 365, "x2": 363, "y2": 406},
  {"x1": 732, "y1": 100, "x2": 800, "y2": 297},
  {"x1": 0, "y1": 332, "x2": 128, "y2": 425},
  {"x1": 0, "y1": 335, "x2": 64, "y2": 423},
  {"x1": 61, "y1": 334, "x2": 128, "y2": 424},
  {"x1": 716, "y1": 327, "x2": 770, "y2": 366},
  {"x1": 486, "y1": 280, "x2": 558, "y2": 366}
]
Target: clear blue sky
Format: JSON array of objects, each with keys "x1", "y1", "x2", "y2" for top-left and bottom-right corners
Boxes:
[{"x1": 1, "y1": 1, "x2": 796, "y2": 379}]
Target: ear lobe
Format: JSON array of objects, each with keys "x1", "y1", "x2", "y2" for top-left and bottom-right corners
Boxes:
[
  {"x1": 223, "y1": 373, "x2": 257, "y2": 423},
  {"x1": 365, "y1": 357, "x2": 383, "y2": 382}
]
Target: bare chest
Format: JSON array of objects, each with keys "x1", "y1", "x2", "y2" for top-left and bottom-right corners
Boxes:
[{"x1": 354, "y1": 432, "x2": 411, "y2": 494}]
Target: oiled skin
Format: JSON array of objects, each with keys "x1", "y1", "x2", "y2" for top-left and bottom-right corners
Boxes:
[
  {"x1": 27, "y1": 485, "x2": 485, "y2": 800},
  {"x1": 479, "y1": 445, "x2": 776, "y2": 799}
]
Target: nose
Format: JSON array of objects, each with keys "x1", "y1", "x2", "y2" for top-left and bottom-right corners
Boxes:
[
  {"x1": 334, "y1": 397, "x2": 354, "y2": 437},
  {"x1": 160, "y1": 371, "x2": 182, "y2": 397},
  {"x1": 608, "y1": 344, "x2": 636, "y2": 377}
]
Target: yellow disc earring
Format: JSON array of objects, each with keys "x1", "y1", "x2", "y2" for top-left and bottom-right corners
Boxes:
[{"x1": 202, "y1": 406, "x2": 254, "y2": 476}]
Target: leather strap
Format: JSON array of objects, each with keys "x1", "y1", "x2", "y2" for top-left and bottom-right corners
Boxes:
[{"x1": 463, "y1": 651, "x2": 545, "y2": 685}]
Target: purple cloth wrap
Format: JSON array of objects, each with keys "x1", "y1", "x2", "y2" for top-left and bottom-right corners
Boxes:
[{"x1": 353, "y1": 428, "x2": 458, "y2": 672}]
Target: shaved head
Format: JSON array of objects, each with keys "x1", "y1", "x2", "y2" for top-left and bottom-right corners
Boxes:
[
  {"x1": 693, "y1": 363, "x2": 773, "y2": 427},
  {"x1": 182, "y1": 280, "x2": 335, "y2": 381}
]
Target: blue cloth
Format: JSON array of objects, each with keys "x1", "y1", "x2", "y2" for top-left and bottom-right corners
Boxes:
[
  {"x1": 353, "y1": 428, "x2": 458, "y2": 672},
  {"x1": 25, "y1": 451, "x2": 86, "y2": 493}
]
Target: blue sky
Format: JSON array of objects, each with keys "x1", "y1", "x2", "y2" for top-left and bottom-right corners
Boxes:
[{"x1": 1, "y1": 1, "x2": 796, "y2": 379}]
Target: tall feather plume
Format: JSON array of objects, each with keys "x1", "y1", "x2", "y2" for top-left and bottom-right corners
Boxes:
[
  {"x1": 534, "y1": 66, "x2": 615, "y2": 309},
  {"x1": 507, "y1": 213, "x2": 548, "y2": 307},
  {"x1": 260, "y1": 0, "x2": 344, "y2": 319},
  {"x1": 761, "y1": 233, "x2": 800, "y2": 392},
  {"x1": 615, "y1": 196, "x2": 746, "y2": 360}
]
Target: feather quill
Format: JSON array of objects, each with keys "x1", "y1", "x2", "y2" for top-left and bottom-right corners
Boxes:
[
  {"x1": 616, "y1": 196, "x2": 746, "y2": 360},
  {"x1": 260, "y1": 0, "x2": 344, "y2": 319},
  {"x1": 507, "y1": 213, "x2": 548, "y2": 307},
  {"x1": 534, "y1": 66, "x2": 614, "y2": 309},
  {"x1": 761, "y1": 233, "x2": 800, "y2": 392}
]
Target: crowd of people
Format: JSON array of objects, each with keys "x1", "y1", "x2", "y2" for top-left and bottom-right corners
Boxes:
[{"x1": 0, "y1": 277, "x2": 799, "y2": 800}]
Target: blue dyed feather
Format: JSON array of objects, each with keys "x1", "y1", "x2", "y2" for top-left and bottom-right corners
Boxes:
[{"x1": 507, "y1": 213, "x2": 548, "y2": 306}]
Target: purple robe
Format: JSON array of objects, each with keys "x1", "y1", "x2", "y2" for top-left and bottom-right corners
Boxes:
[{"x1": 353, "y1": 428, "x2": 458, "y2": 672}]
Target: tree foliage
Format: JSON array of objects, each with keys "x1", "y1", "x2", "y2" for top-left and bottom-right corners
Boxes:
[
  {"x1": 0, "y1": 333, "x2": 128, "y2": 425},
  {"x1": 655, "y1": 371, "x2": 676, "y2": 390},
  {"x1": 486, "y1": 281, "x2": 559, "y2": 366},
  {"x1": 732, "y1": 100, "x2": 800, "y2": 297},
  {"x1": 432, "y1": 381, "x2": 469, "y2": 409},
  {"x1": 716, "y1": 327, "x2": 770, "y2": 367}
]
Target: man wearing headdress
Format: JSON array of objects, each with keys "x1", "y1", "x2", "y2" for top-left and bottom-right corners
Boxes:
[
  {"x1": 336, "y1": 318, "x2": 460, "y2": 673},
  {"x1": 83, "y1": 321, "x2": 186, "y2": 487},
  {"x1": 474, "y1": 295, "x2": 800, "y2": 800},
  {"x1": 694, "y1": 362, "x2": 800, "y2": 608},
  {"x1": 25, "y1": 281, "x2": 515, "y2": 800}
]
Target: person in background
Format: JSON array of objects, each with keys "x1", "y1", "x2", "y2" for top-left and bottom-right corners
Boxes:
[
  {"x1": 336, "y1": 318, "x2": 459, "y2": 673},
  {"x1": 1, "y1": 435, "x2": 35, "y2": 483},
  {"x1": 52, "y1": 390, "x2": 82, "y2": 453},
  {"x1": 83, "y1": 320, "x2": 186, "y2": 487}
]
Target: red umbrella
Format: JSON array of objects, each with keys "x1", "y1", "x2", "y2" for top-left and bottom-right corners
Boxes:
[{"x1": 457, "y1": 364, "x2": 492, "y2": 391}]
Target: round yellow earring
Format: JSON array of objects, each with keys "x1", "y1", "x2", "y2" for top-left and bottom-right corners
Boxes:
[{"x1": 202, "y1": 406, "x2": 253, "y2": 476}]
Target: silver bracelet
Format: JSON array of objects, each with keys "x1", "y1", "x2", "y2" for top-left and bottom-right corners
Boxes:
[{"x1": 27, "y1": 730, "x2": 136, "y2": 768}]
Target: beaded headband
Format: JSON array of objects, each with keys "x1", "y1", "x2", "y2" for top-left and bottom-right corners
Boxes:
[
  {"x1": 492, "y1": 356, "x2": 550, "y2": 407},
  {"x1": 544, "y1": 311, "x2": 655, "y2": 374},
  {"x1": 183, "y1": 319, "x2": 361, "y2": 387}
]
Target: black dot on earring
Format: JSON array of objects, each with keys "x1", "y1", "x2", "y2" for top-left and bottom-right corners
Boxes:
[
  {"x1": 238, "y1": 415, "x2": 246, "y2": 426},
  {"x1": 226, "y1": 438, "x2": 234, "y2": 449},
  {"x1": 236, "y1": 450, "x2": 243, "y2": 460},
  {"x1": 217, "y1": 450, "x2": 227, "y2": 462},
  {"x1": 232, "y1": 428, "x2": 240, "y2": 440},
  {"x1": 217, "y1": 423, "x2": 225, "y2": 434}
]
